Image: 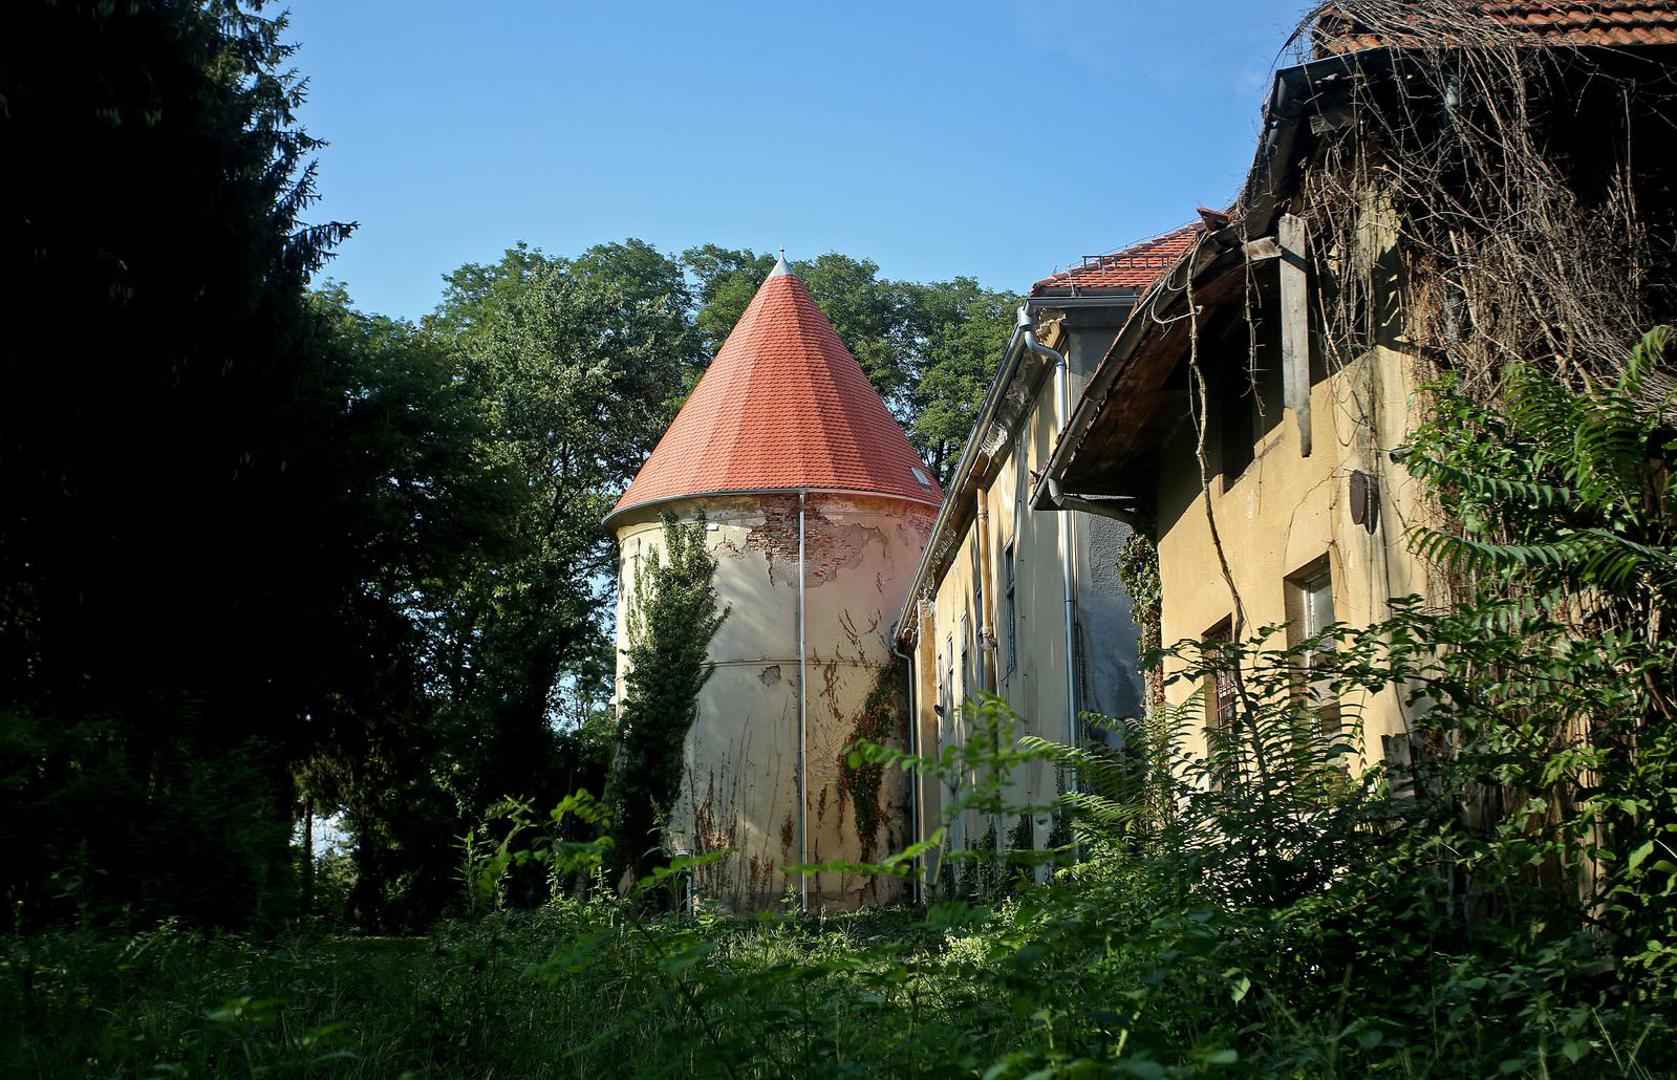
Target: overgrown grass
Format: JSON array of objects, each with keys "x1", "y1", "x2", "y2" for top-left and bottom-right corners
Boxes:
[{"x1": 9, "y1": 337, "x2": 1677, "y2": 1078}]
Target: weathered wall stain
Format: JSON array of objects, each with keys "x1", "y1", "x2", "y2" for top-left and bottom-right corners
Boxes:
[
  {"x1": 744, "y1": 499, "x2": 890, "y2": 588},
  {"x1": 615, "y1": 493, "x2": 935, "y2": 911}
]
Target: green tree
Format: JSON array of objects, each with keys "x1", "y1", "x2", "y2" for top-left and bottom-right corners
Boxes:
[
  {"x1": 683, "y1": 244, "x2": 775, "y2": 357},
  {"x1": 422, "y1": 242, "x2": 696, "y2": 840},
  {"x1": 606, "y1": 513, "x2": 728, "y2": 889},
  {"x1": 0, "y1": 0, "x2": 357, "y2": 928},
  {"x1": 903, "y1": 278, "x2": 1017, "y2": 482},
  {"x1": 294, "y1": 286, "x2": 513, "y2": 929}
]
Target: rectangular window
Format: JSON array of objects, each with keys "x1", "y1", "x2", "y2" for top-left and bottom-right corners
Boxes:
[
  {"x1": 1217, "y1": 303, "x2": 1282, "y2": 490},
  {"x1": 959, "y1": 613, "x2": 973, "y2": 701},
  {"x1": 1288, "y1": 560, "x2": 1341, "y2": 748},
  {"x1": 1004, "y1": 542, "x2": 1018, "y2": 674},
  {"x1": 1220, "y1": 385, "x2": 1256, "y2": 486},
  {"x1": 944, "y1": 634, "x2": 955, "y2": 726},
  {"x1": 1203, "y1": 618, "x2": 1236, "y2": 789}
]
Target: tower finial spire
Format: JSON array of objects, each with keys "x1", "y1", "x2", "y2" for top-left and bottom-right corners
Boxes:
[{"x1": 770, "y1": 247, "x2": 791, "y2": 278}]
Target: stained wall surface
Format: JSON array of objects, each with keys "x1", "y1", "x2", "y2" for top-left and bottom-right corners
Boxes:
[
  {"x1": 1151, "y1": 196, "x2": 1442, "y2": 766},
  {"x1": 613, "y1": 492, "x2": 935, "y2": 912},
  {"x1": 908, "y1": 317, "x2": 1145, "y2": 878},
  {"x1": 1153, "y1": 338, "x2": 1440, "y2": 763}
]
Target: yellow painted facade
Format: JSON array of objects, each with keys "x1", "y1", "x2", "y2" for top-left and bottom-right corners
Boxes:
[
  {"x1": 902, "y1": 316, "x2": 1144, "y2": 879},
  {"x1": 1152, "y1": 340, "x2": 1441, "y2": 764},
  {"x1": 1042, "y1": 199, "x2": 1445, "y2": 771}
]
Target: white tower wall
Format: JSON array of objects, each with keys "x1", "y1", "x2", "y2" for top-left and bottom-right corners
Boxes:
[{"x1": 613, "y1": 491, "x2": 935, "y2": 912}]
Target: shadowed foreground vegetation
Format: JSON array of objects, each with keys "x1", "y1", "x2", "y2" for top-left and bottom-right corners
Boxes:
[
  {"x1": 13, "y1": 346, "x2": 1677, "y2": 1078},
  {"x1": 6, "y1": 3, "x2": 1677, "y2": 1077}
]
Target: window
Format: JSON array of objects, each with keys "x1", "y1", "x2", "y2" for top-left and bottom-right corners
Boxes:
[
  {"x1": 1216, "y1": 302, "x2": 1282, "y2": 489},
  {"x1": 1288, "y1": 560, "x2": 1341, "y2": 748},
  {"x1": 910, "y1": 466, "x2": 934, "y2": 491},
  {"x1": 1203, "y1": 618, "x2": 1236, "y2": 789},
  {"x1": 1299, "y1": 566, "x2": 1335, "y2": 640},
  {"x1": 1004, "y1": 542, "x2": 1018, "y2": 674},
  {"x1": 944, "y1": 634, "x2": 955, "y2": 727},
  {"x1": 959, "y1": 613, "x2": 973, "y2": 701},
  {"x1": 1220, "y1": 384, "x2": 1257, "y2": 486}
]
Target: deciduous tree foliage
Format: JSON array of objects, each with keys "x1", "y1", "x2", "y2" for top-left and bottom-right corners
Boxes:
[
  {"x1": 0, "y1": 3, "x2": 1008, "y2": 930},
  {"x1": 420, "y1": 243, "x2": 697, "y2": 854}
]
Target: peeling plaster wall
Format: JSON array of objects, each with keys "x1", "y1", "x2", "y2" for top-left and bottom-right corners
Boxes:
[
  {"x1": 613, "y1": 492, "x2": 934, "y2": 912},
  {"x1": 911, "y1": 328, "x2": 1146, "y2": 877}
]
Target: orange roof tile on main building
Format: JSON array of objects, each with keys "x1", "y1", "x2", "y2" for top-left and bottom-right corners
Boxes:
[
  {"x1": 1031, "y1": 225, "x2": 1202, "y2": 296},
  {"x1": 608, "y1": 259, "x2": 941, "y2": 523},
  {"x1": 1319, "y1": 1, "x2": 1677, "y2": 51}
]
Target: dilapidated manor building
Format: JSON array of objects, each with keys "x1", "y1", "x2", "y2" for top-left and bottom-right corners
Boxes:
[
  {"x1": 607, "y1": 257, "x2": 940, "y2": 912},
  {"x1": 893, "y1": 232, "x2": 1194, "y2": 883},
  {"x1": 1038, "y1": 0, "x2": 1677, "y2": 768},
  {"x1": 612, "y1": 0, "x2": 1677, "y2": 909}
]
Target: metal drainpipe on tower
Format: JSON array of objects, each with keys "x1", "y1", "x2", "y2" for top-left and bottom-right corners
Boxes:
[
  {"x1": 1020, "y1": 307, "x2": 1080, "y2": 765},
  {"x1": 890, "y1": 630, "x2": 920, "y2": 906},
  {"x1": 797, "y1": 489, "x2": 809, "y2": 914}
]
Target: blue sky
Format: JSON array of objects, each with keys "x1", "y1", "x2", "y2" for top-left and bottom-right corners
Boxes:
[{"x1": 285, "y1": 1, "x2": 1311, "y2": 321}]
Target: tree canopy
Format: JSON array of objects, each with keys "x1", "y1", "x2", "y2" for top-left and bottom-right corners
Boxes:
[{"x1": 0, "y1": 0, "x2": 1012, "y2": 932}]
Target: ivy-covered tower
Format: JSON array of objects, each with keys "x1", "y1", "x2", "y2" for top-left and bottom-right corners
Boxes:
[{"x1": 605, "y1": 255, "x2": 941, "y2": 912}]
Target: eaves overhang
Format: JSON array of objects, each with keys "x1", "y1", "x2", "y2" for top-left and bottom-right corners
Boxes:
[
  {"x1": 1032, "y1": 50, "x2": 1384, "y2": 516},
  {"x1": 892, "y1": 296, "x2": 1137, "y2": 647},
  {"x1": 604, "y1": 485, "x2": 943, "y2": 532}
]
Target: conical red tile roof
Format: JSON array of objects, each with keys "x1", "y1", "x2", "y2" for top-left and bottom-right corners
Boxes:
[{"x1": 608, "y1": 260, "x2": 942, "y2": 524}]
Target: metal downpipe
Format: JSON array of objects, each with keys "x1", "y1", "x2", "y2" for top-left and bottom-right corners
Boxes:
[
  {"x1": 890, "y1": 633, "x2": 921, "y2": 905},
  {"x1": 1021, "y1": 310, "x2": 1080, "y2": 758},
  {"x1": 797, "y1": 490, "x2": 810, "y2": 914}
]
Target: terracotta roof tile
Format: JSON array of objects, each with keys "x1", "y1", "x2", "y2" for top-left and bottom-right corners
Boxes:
[
  {"x1": 1031, "y1": 225, "x2": 1202, "y2": 295},
  {"x1": 609, "y1": 265, "x2": 941, "y2": 522},
  {"x1": 1318, "y1": 1, "x2": 1677, "y2": 52}
]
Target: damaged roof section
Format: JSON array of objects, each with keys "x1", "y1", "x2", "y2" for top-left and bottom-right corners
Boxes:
[
  {"x1": 1037, "y1": 0, "x2": 1677, "y2": 516},
  {"x1": 1031, "y1": 226, "x2": 1202, "y2": 298},
  {"x1": 1314, "y1": 0, "x2": 1677, "y2": 51}
]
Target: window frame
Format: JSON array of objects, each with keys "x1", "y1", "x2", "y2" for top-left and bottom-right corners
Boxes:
[
  {"x1": 1202, "y1": 617, "x2": 1237, "y2": 790},
  {"x1": 1003, "y1": 541, "x2": 1018, "y2": 675},
  {"x1": 1285, "y1": 556, "x2": 1342, "y2": 751}
]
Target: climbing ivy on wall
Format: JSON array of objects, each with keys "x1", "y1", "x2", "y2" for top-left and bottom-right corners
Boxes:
[
  {"x1": 605, "y1": 512, "x2": 728, "y2": 889},
  {"x1": 1116, "y1": 532, "x2": 1164, "y2": 708},
  {"x1": 839, "y1": 654, "x2": 910, "y2": 860}
]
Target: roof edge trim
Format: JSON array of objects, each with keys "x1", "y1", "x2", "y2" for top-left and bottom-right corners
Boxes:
[{"x1": 605, "y1": 485, "x2": 943, "y2": 529}]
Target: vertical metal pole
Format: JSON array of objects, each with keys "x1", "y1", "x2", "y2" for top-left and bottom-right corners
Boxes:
[
  {"x1": 1059, "y1": 389, "x2": 1080, "y2": 755},
  {"x1": 1021, "y1": 308, "x2": 1081, "y2": 761},
  {"x1": 797, "y1": 490, "x2": 809, "y2": 913}
]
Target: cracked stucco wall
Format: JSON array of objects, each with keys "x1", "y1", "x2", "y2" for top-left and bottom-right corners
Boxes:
[{"x1": 613, "y1": 492, "x2": 934, "y2": 912}]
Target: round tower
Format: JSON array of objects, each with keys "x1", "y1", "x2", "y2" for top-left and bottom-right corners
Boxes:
[{"x1": 605, "y1": 256, "x2": 940, "y2": 912}]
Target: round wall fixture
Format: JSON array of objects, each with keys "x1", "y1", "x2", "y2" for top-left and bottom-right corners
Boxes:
[{"x1": 1349, "y1": 469, "x2": 1378, "y2": 533}]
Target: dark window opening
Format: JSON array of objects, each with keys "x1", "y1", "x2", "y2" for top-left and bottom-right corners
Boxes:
[
  {"x1": 1004, "y1": 542, "x2": 1018, "y2": 674},
  {"x1": 1203, "y1": 617, "x2": 1236, "y2": 789}
]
